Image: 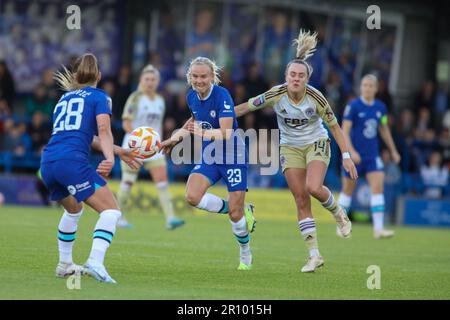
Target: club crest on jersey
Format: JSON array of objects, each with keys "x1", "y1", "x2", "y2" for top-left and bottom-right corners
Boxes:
[
  {"x1": 376, "y1": 111, "x2": 382, "y2": 118},
  {"x1": 253, "y1": 95, "x2": 265, "y2": 107},
  {"x1": 305, "y1": 107, "x2": 315, "y2": 118},
  {"x1": 198, "y1": 121, "x2": 213, "y2": 130},
  {"x1": 209, "y1": 110, "x2": 216, "y2": 118}
]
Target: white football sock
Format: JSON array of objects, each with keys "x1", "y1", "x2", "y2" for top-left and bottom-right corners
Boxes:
[
  {"x1": 58, "y1": 209, "x2": 83, "y2": 264},
  {"x1": 371, "y1": 194, "x2": 385, "y2": 231},
  {"x1": 230, "y1": 216, "x2": 251, "y2": 265},
  {"x1": 88, "y1": 209, "x2": 121, "y2": 266},
  {"x1": 298, "y1": 218, "x2": 320, "y2": 257},
  {"x1": 196, "y1": 193, "x2": 228, "y2": 214}
]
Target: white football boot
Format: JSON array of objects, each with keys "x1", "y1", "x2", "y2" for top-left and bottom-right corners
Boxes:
[
  {"x1": 335, "y1": 207, "x2": 352, "y2": 238},
  {"x1": 374, "y1": 229, "x2": 395, "y2": 239},
  {"x1": 55, "y1": 262, "x2": 83, "y2": 278},
  {"x1": 83, "y1": 262, "x2": 117, "y2": 284},
  {"x1": 301, "y1": 256, "x2": 325, "y2": 273}
]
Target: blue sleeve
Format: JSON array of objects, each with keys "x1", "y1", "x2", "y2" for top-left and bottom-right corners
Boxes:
[
  {"x1": 343, "y1": 101, "x2": 355, "y2": 122},
  {"x1": 95, "y1": 93, "x2": 112, "y2": 116},
  {"x1": 218, "y1": 88, "x2": 235, "y2": 119}
]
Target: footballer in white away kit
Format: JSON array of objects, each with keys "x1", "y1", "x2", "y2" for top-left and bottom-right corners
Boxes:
[{"x1": 117, "y1": 65, "x2": 185, "y2": 230}]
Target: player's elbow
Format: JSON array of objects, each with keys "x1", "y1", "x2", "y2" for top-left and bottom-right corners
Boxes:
[{"x1": 98, "y1": 123, "x2": 112, "y2": 137}]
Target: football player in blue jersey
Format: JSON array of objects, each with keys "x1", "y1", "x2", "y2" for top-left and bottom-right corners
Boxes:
[
  {"x1": 40, "y1": 54, "x2": 142, "y2": 283},
  {"x1": 160, "y1": 57, "x2": 256, "y2": 270},
  {"x1": 338, "y1": 74, "x2": 401, "y2": 239}
]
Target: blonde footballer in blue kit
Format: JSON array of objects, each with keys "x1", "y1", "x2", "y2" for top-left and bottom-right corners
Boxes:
[
  {"x1": 235, "y1": 30, "x2": 358, "y2": 272},
  {"x1": 160, "y1": 57, "x2": 256, "y2": 270},
  {"x1": 116, "y1": 65, "x2": 185, "y2": 230}
]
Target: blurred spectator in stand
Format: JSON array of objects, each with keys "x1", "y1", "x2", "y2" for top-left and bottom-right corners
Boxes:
[
  {"x1": 27, "y1": 111, "x2": 51, "y2": 157},
  {"x1": 415, "y1": 80, "x2": 435, "y2": 114},
  {"x1": 162, "y1": 117, "x2": 177, "y2": 141},
  {"x1": 411, "y1": 128, "x2": 438, "y2": 170},
  {"x1": 438, "y1": 128, "x2": 450, "y2": 168},
  {"x1": 112, "y1": 64, "x2": 132, "y2": 121},
  {"x1": 170, "y1": 90, "x2": 190, "y2": 128},
  {"x1": 157, "y1": 6, "x2": 184, "y2": 85},
  {"x1": 307, "y1": 25, "x2": 326, "y2": 90},
  {"x1": 186, "y1": 9, "x2": 217, "y2": 61},
  {"x1": 433, "y1": 83, "x2": 449, "y2": 129},
  {"x1": 420, "y1": 151, "x2": 449, "y2": 199},
  {"x1": 394, "y1": 108, "x2": 415, "y2": 172},
  {"x1": 263, "y1": 11, "x2": 293, "y2": 83},
  {"x1": 25, "y1": 83, "x2": 54, "y2": 121},
  {"x1": 376, "y1": 78, "x2": 393, "y2": 113},
  {"x1": 241, "y1": 62, "x2": 269, "y2": 99},
  {"x1": 0, "y1": 98, "x2": 12, "y2": 134},
  {"x1": 100, "y1": 78, "x2": 115, "y2": 102},
  {"x1": 397, "y1": 108, "x2": 415, "y2": 137},
  {"x1": 324, "y1": 71, "x2": 345, "y2": 121},
  {"x1": 381, "y1": 148, "x2": 401, "y2": 185},
  {"x1": 443, "y1": 108, "x2": 450, "y2": 131},
  {"x1": 3, "y1": 120, "x2": 30, "y2": 157},
  {"x1": 416, "y1": 107, "x2": 432, "y2": 134},
  {"x1": 0, "y1": 61, "x2": 16, "y2": 108},
  {"x1": 41, "y1": 68, "x2": 61, "y2": 102}
]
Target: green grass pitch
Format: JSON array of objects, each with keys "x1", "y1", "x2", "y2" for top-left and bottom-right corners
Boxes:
[{"x1": 0, "y1": 181, "x2": 449, "y2": 299}]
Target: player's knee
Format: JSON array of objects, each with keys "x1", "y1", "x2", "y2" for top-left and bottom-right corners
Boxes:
[
  {"x1": 185, "y1": 192, "x2": 201, "y2": 207},
  {"x1": 305, "y1": 183, "x2": 321, "y2": 197},
  {"x1": 228, "y1": 206, "x2": 243, "y2": 221}
]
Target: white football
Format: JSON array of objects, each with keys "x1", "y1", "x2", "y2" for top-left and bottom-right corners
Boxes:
[{"x1": 128, "y1": 126, "x2": 161, "y2": 159}]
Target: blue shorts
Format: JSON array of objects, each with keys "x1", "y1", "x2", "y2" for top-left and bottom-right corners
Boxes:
[
  {"x1": 191, "y1": 164, "x2": 248, "y2": 192},
  {"x1": 342, "y1": 156, "x2": 384, "y2": 178},
  {"x1": 40, "y1": 160, "x2": 106, "y2": 202}
]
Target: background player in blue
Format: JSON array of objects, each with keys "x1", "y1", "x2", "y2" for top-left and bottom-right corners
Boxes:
[
  {"x1": 338, "y1": 74, "x2": 401, "y2": 239},
  {"x1": 40, "y1": 54, "x2": 141, "y2": 283},
  {"x1": 160, "y1": 57, "x2": 256, "y2": 270}
]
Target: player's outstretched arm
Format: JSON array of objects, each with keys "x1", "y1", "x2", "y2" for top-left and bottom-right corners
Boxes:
[
  {"x1": 378, "y1": 123, "x2": 401, "y2": 164},
  {"x1": 160, "y1": 116, "x2": 194, "y2": 154},
  {"x1": 92, "y1": 136, "x2": 143, "y2": 170},
  {"x1": 329, "y1": 123, "x2": 358, "y2": 180},
  {"x1": 234, "y1": 102, "x2": 251, "y2": 118}
]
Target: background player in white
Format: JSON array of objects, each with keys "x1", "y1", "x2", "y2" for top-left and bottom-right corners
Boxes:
[
  {"x1": 338, "y1": 75, "x2": 400, "y2": 239},
  {"x1": 116, "y1": 65, "x2": 185, "y2": 230},
  {"x1": 235, "y1": 30, "x2": 358, "y2": 272}
]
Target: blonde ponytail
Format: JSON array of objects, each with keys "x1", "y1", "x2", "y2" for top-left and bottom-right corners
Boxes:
[
  {"x1": 293, "y1": 30, "x2": 318, "y2": 60},
  {"x1": 285, "y1": 30, "x2": 318, "y2": 77},
  {"x1": 54, "y1": 53, "x2": 99, "y2": 91}
]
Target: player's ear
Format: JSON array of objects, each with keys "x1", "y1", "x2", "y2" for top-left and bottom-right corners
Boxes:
[{"x1": 97, "y1": 71, "x2": 102, "y2": 82}]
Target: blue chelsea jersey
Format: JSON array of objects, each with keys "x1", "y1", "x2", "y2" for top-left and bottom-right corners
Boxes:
[
  {"x1": 343, "y1": 97, "x2": 387, "y2": 159},
  {"x1": 41, "y1": 87, "x2": 112, "y2": 164},
  {"x1": 186, "y1": 85, "x2": 247, "y2": 165}
]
